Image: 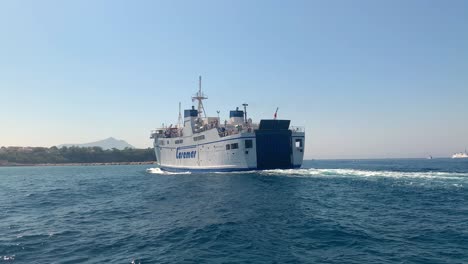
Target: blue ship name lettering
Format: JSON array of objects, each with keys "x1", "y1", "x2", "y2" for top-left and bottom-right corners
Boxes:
[{"x1": 176, "y1": 148, "x2": 197, "y2": 159}]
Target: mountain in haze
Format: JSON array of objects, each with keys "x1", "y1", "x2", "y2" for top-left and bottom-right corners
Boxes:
[{"x1": 58, "y1": 137, "x2": 135, "y2": 150}]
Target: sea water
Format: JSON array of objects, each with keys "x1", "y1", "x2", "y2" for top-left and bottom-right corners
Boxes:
[{"x1": 1, "y1": 159, "x2": 467, "y2": 263}]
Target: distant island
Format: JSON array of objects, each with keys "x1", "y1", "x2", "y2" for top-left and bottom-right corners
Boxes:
[
  {"x1": 58, "y1": 137, "x2": 135, "y2": 150},
  {"x1": 0, "y1": 146, "x2": 155, "y2": 166}
]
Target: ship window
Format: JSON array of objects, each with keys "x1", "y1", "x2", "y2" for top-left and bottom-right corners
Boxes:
[
  {"x1": 295, "y1": 139, "x2": 303, "y2": 148},
  {"x1": 245, "y1": 139, "x2": 253, "y2": 149},
  {"x1": 193, "y1": 135, "x2": 206, "y2": 141},
  {"x1": 175, "y1": 139, "x2": 183, "y2": 144},
  {"x1": 231, "y1": 143, "x2": 239, "y2": 149},
  {"x1": 226, "y1": 144, "x2": 230, "y2": 150}
]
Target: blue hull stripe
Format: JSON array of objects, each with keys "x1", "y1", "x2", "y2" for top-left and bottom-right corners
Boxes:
[
  {"x1": 159, "y1": 165, "x2": 301, "y2": 173},
  {"x1": 158, "y1": 136, "x2": 256, "y2": 150}
]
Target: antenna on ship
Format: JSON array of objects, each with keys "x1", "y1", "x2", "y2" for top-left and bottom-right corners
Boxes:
[
  {"x1": 177, "y1": 102, "x2": 182, "y2": 128},
  {"x1": 242, "y1": 103, "x2": 248, "y2": 123},
  {"x1": 192, "y1": 76, "x2": 207, "y2": 118}
]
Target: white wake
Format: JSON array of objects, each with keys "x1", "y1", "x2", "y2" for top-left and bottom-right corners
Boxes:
[
  {"x1": 260, "y1": 168, "x2": 468, "y2": 180},
  {"x1": 146, "y1": 167, "x2": 468, "y2": 180},
  {"x1": 146, "y1": 168, "x2": 191, "y2": 175}
]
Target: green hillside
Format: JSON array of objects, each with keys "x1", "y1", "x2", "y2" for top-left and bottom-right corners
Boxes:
[{"x1": 0, "y1": 146, "x2": 155, "y2": 165}]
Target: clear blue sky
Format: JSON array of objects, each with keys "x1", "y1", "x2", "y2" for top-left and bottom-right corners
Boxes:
[{"x1": 1, "y1": 0, "x2": 467, "y2": 159}]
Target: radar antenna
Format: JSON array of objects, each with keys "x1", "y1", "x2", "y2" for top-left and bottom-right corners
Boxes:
[{"x1": 192, "y1": 76, "x2": 207, "y2": 118}]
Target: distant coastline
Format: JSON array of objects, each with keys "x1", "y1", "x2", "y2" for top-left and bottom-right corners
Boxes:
[
  {"x1": 0, "y1": 146, "x2": 156, "y2": 167},
  {"x1": 0, "y1": 161, "x2": 156, "y2": 167}
]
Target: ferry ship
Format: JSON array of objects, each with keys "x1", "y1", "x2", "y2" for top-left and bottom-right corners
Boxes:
[
  {"x1": 150, "y1": 77, "x2": 305, "y2": 172},
  {"x1": 452, "y1": 149, "x2": 468, "y2": 159}
]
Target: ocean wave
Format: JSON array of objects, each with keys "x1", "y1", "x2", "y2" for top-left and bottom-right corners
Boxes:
[
  {"x1": 146, "y1": 168, "x2": 191, "y2": 175},
  {"x1": 260, "y1": 168, "x2": 468, "y2": 180}
]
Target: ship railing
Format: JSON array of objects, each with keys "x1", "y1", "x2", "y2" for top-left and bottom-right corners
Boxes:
[
  {"x1": 290, "y1": 126, "x2": 305, "y2": 133},
  {"x1": 218, "y1": 130, "x2": 240, "y2": 138},
  {"x1": 218, "y1": 126, "x2": 256, "y2": 138},
  {"x1": 218, "y1": 128, "x2": 237, "y2": 138},
  {"x1": 150, "y1": 129, "x2": 183, "y2": 139},
  {"x1": 150, "y1": 130, "x2": 162, "y2": 139}
]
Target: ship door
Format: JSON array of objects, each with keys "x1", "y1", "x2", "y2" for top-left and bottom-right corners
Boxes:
[{"x1": 255, "y1": 128, "x2": 293, "y2": 169}]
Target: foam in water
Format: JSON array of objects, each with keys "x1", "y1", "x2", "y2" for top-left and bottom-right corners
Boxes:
[
  {"x1": 146, "y1": 168, "x2": 191, "y2": 175},
  {"x1": 146, "y1": 168, "x2": 468, "y2": 179},
  {"x1": 3, "y1": 255, "x2": 15, "y2": 261},
  {"x1": 260, "y1": 168, "x2": 468, "y2": 180},
  {"x1": 148, "y1": 167, "x2": 467, "y2": 180}
]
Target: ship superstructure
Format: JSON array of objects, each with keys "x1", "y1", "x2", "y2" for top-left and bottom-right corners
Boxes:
[
  {"x1": 452, "y1": 149, "x2": 468, "y2": 159},
  {"x1": 150, "y1": 77, "x2": 305, "y2": 172}
]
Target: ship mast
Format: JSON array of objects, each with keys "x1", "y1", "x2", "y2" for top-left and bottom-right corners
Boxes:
[
  {"x1": 177, "y1": 102, "x2": 182, "y2": 128},
  {"x1": 192, "y1": 76, "x2": 207, "y2": 118},
  {"x1": 242, "y1": 103, "x2": 248, "y2": 123}
]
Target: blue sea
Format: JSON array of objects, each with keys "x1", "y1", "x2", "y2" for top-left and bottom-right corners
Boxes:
[{"x1": 1, "y1": 159, "x2": 467, "y2": 263}]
